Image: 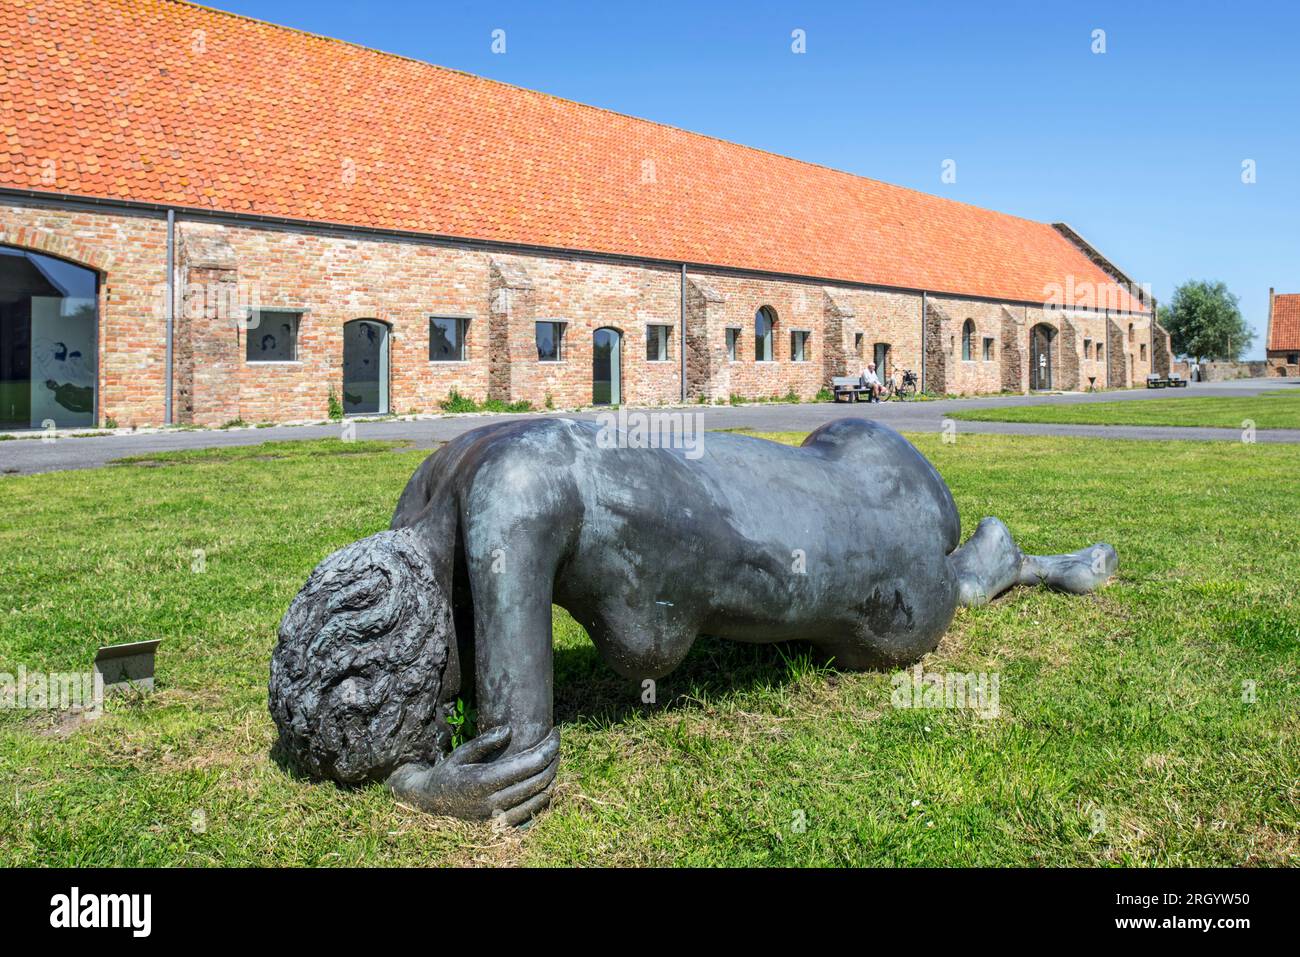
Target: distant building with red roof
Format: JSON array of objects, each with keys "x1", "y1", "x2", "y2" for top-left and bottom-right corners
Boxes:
[
  {"x1": 0, "y1": 0, "x2": 1165, "y2": 429},
  {"x1": 1266, "y1": 290, "x2": 1300, "y2": 376}
]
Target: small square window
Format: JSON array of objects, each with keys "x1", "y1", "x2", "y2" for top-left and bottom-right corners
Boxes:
[
  {"x1": 536, "y1": 321, "x2": 565, "y2": 362},
  {"x1": 726, "y1": 327, "x2": 739, "y2": 362},
  {"x1": 983, "y1": 337, "x2": 995, "y2": 361},
  {"x1": 1289, "y1": 353, "x2": 1299, "y2": 365},
  {"x1": 790, "y1": 330, "x2": 810, "y2": 362},
  {"x1": 247, "y1": 310, "x2": 300, "y2": 362},
  {"x1": 646, "y1": 324, "x2": 671, "y2": 362},
  {"x1": 429, "y1": 316, "x2": 467, "y2": 362}
]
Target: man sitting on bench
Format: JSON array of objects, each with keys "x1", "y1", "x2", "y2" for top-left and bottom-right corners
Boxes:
[{"x1": 860, "y1": 362, "x2": 884, "y2": 402}]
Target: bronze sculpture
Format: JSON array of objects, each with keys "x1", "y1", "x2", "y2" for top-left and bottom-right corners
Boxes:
[{"x1": 270, "y1": 417, "x2": 1117, "y2": 824}]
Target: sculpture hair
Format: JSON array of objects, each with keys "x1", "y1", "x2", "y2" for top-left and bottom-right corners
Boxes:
[{"x1": 268, "y1": 527, "x2": 453, "y2": 784}]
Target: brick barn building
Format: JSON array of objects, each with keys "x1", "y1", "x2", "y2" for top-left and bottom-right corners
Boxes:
[
  {"x1": 1265, "y1": 290, "x2": 1300, "y2": 377},
  {"x1": 0, "y1": 0, "x2": 1167, "y2": 430}
]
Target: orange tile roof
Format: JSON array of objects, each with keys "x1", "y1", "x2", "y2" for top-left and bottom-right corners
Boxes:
[
  {"x1": 1269, "y1": 294, "x2": 1300, "y2": 351},
  {"x1": 1, "y1": 0, "x2": 1145, "y2": 311}
]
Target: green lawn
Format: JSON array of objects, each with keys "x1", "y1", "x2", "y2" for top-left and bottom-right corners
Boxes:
[
  {"x1": 949, "y1": 389, "x2": 1300, "y2": 429},
  {"x1": 0, "y1": 434, "x2": 1296, "y2": 866}
]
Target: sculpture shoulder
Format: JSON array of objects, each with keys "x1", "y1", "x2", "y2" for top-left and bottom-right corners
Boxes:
[
  {"x1": 799, "y1": 417, "x2": 917, "y2": 464},
  {"x1": 392, "y1": 419, "x2": 591, "y2": 528}
]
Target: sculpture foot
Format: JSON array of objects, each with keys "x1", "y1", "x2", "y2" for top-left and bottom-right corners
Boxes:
[{"x1": 949, "y1": 517, "x2": 1118, "y2": 607}]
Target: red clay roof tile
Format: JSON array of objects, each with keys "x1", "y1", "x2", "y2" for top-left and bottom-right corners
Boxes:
[
  {"x1": 2, "y1": 0, "x2": 1145, "y2": 311},
  {"x1": 1270, "y1": 294, "x2": 1300, "y2": 351}
]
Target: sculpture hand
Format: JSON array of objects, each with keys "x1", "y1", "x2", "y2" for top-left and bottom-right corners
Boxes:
[{"x1": 387, "y1": 726, "x2": 560, "y2": 826}]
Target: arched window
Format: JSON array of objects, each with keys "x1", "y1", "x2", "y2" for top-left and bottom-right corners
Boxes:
[
  {"x1": 961, "y1": 319, "x2": 975, "y2": 361},
  {"x1": 0, "y1": 244, "x2": 99, "y2": 430},
  {"x1": 755, "y1": 306, "x2": 776, "y2": 361},
  {"x1": 1128, "y1": 323, "x2": 1135, "y2": 344}
]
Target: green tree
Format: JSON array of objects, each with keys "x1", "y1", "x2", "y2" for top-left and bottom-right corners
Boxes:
[{"x1": 1158, "y1": 280, "x2": 1253, "y2": 362}]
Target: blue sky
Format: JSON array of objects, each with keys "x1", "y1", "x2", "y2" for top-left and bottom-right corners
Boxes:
[{"x1": 216, "y1": 0, "x2": 1299, "y2": 357}]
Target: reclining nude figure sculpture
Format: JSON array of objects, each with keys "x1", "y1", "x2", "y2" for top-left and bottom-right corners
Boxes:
[{"x1": 269, "y1": 417, "x2": 1116, "y2": 825}]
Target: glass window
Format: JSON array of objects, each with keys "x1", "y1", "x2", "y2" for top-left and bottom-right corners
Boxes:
[
  {"x1": 247, "y1": 310, "x2": 300, "y2": 362},
  {"x1": 645, "y1": 324, "x2": 671, "y2": 362},
  {"x1": 0, "y1": 245, "x2": 99, "y2": 429},
  {"x1": 429, "y1": 317, "x2": 467, "y2": 361},
  {"x1": 961, "y1": 319, "x2": 975, "y2": 361},
  {"x1": 726, "y1": 327, "x2": 739, "y2": 361},
  {"x1": 755, "y1": 306, "x2": 775, "y2": 361},
  {"x1": 536, "y1": 321, "x2": 565, "y2": 362},
  {"x1": 790, "y1": 330, "x2": 810, "y2": 362},
  {"x1": 983, "y1": 337, "x2": 995, "y2": 361}
]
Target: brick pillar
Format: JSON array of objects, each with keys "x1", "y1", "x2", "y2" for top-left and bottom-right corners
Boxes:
[
  {"x1": 924, "y1": 299, "x2": 953, "y2": 394},
  {"x1": 488, "y1": 258, "x2": 534, "y2": 404},
  {"x1": 1152, "y1": 321, "x2": 1173, "y2": 376},
  {"x1": 1106, "y1": 317, "x2": 1130, "y2": 388},
  {"x1": 999, "y1": 306, "x2": 1027, "y2": 393},
  {"x1": 176, "y1": 225, "x2": 241, "y2": 426},
  {"x1": 685, "y1": 276, "x2": 727, "y2": 401},
  {"x1": 822, "y1": 289, "x2": 854, "y2": 386},
  {"x1": 1059, "y1": 316, "x2": 1081, "y2": 391}
]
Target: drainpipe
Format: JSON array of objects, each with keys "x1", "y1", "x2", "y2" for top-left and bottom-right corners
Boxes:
[
  {"x1": 165, "y1": 208, "x2": 175, "y2": 425},
  {"x1": 680, "y1": 263, "x2": 687, "y2": 402},
  {"x1": 919, "y1": 290, "x2": 927, "y2": 394}
]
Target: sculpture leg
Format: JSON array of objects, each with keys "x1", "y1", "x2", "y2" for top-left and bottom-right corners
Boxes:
[{"x1": 948, "y1": 517, "x2": 1117, "y2": 607}]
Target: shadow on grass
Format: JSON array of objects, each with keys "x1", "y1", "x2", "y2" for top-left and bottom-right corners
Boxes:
[
  {"x1": 553, "y1": 634, "x2": 820, "y2": 727},
  {"x1": 269, "y1": 635, "x2": 816, "y2": 787}
]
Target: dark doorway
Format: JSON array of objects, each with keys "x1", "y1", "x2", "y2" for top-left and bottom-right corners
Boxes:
[
  {"x1": 342, "y1": 319, "x2": 389, "y2": 415},
  {"x1": 1029, "y1": 323, "x2": 1055, "y2": 391},
  {"x1": 0, "y1": 245, "x2": 98, "y2": 430},
  {"x1": 593, "y1": 327, "x2": 621, "y2": 405}
]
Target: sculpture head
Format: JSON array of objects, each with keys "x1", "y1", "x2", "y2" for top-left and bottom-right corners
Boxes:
[{"x1": 268, "y1": 527, "x2": 455, "y2": 784}]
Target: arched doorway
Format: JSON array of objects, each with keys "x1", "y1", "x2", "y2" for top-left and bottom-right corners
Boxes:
[
  {"x1": 1029, "y1": 323, "x2": 1056, "y2": 391},
  {"x1": 342, "y1": 319, "x2": 390, "y2": 415},
  {"x1": 593, "y1": 327, "x2": 622, "y2": 405},
  {"x1": 0, "y1": 244, "x2": 99, "y2": 430}
]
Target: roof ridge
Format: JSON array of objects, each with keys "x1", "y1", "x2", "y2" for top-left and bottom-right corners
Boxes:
[{"x1": 161, "y1": 0, "x2": 1056, "y2": 232}]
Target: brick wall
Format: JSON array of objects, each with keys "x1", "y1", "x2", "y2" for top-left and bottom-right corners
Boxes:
[
  {"x1": 1, "y1": 198, "x2": 1157, "y2": 428},
  {"x1": 2, "y1": 201, "x2": 167, "y2": 428},
  {"x1": 929, "y1": 297, "x2": 1010, "y2": 394},
  {"x1": 1267, "y1": 354, "x2": 1299, "y2": 377}
]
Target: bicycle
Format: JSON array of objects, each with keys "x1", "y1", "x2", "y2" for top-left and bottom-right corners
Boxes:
[{"x1": 881, "y1": 368, "x2": 919, "y2": 401}]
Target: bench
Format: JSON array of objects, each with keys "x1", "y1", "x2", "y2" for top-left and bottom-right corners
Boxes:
[
  {"x1": 1146, "y1": 374, "x2": 1188, "y2": 389},
  {"x1": 831, "y1": 376, "x2": 869, "y2": 402}
]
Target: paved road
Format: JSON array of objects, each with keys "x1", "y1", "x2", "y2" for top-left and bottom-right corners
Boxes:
[{"x1": 2, "y1": 377, "x2": 1296, "y2": 476}]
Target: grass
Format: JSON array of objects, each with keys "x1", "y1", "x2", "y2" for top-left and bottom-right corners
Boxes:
[
  {"x1": 439, "y1": 389, "x2": 534, "y2": 414},
  {"x1": 0, "y1": 432, "x2": 1296, "y2": 866},
  {"x1": 949, "y1": 389, "x2": 1300, "y2": 429}
]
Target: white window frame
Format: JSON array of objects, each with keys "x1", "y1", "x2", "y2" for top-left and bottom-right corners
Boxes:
[
  {"x1": 246, "y1": 309, "x2": 303, "y2": 364},
  {"x1": 645, "y1": 323, "x2": 672, "y2": 363},
  {"x1": 535, "y1": 320, "x2": 567, "y2": 363},
  {"x1": 789, "y1": 329, "x2": 811, "y2": 362},
  {"x1": 429, "y1": 315, "x2": 470, "y2": 362}
]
